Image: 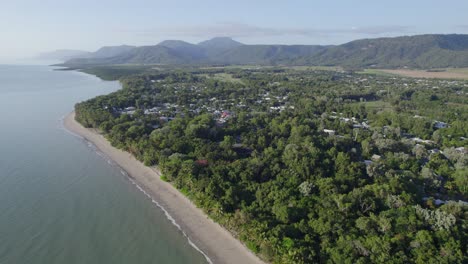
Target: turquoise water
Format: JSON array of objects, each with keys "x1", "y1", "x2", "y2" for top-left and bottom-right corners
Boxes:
[{"x1": 0, "y1": 65, "x2": 207, "y2": 264}]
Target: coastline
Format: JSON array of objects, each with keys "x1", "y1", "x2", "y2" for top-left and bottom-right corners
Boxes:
[{"x1": 63, "y1": 112, "x2": 265, "y2": 264}]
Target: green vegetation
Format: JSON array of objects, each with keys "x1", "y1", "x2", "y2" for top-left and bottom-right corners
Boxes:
[
  {"x1": 359, "y1": 69, "x2": 400, "y2": 77},
  {"x1": 201, "y1": 73, "x2": 244, "y2": 84},
  {"x1": 75, "y1": 67, "x2": 467, "y2": 263},
  {"x1": 80, "y1": 65, "x2": 154, "y2": 81},
  {"x1": 160, "y1": 175, "x2": 169, "y2": 182},
  {"x1": 360, "y1": 68, "x2": 468, "y2": 80},
  {"x1": 64, "y1": 34, "x2": 468, "y2": 69},
  {"x1": 308, "y1": 34, "x2": 468, "y2": 68}
]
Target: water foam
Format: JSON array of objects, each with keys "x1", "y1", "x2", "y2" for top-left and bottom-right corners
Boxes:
[
  {"x1": 61, "y1": 119, "x2": 213, "y2": 264},
  {"x1": 130, "y1": 180, "x2": 213, "y2": 264}
]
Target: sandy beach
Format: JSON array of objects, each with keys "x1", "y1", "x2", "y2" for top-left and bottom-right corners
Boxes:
[{"x1": 64, "y1": 112, "x2": 264, "y2": 264}]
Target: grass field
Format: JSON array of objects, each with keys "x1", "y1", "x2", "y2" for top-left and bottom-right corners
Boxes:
[
  {"x1": 201, "y1": 73, "x2": 245, "y2": 84},
  {"x1": 361, "y1": 68, "x2": 468, "y2": 80},
  {"x1": 286, "y1": 66, "x2": 343, "y2": 71},
  {"x1": 201, "y1": 65, "x2": 342, "y2": 71}
]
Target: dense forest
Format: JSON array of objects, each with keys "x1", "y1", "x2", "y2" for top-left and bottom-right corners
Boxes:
[
  {"x1": 63, "y1": 34, "x2": 468, "y2": 68},
  {"x1": 75, "y1": 67, "x2": 467, "y2": 263}
]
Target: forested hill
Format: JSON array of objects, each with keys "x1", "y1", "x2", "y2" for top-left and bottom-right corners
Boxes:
[
  {"x1": 307, "y1": 34, "x2": 468, "y2": 68},
  {"x1": 63, "y1": 34, "x2": 468, "y2": 68}
]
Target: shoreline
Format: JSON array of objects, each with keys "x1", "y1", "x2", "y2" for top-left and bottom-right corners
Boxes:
[{"x1": 63, "y1": 112, "x2": 264, "y2": 264}]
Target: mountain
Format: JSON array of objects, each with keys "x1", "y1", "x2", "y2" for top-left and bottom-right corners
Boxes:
[
  {"x1": 198, "y1": 37, "x2": 244, "y2": 56},
  {"x1": 91, "y1": 45, "x2": 136, "y2": 58},
  {"x1": 157, "y1": 40, "x2": 207, "y2": 60},
  {"x1": 84, "y1": 45, "x2": 187, "y2": 65},
  {"x1": 62, "y1": 34, "x2": 468, "y2": 68},
  {"x1": 62, "y1": 38, "x2": 326, "y2": 66},
  {"x1": 106, "y1": 45, "x2": 188, "y2": 64},
  {"x1": 64, "y1": 45, "x2": 137, "y2": 64},
  {"x1": 215, "y1": 45, "x2": 327, "y2": 65},
  {"x1": 307, "y1": 34, "x2": 468, "y2": 68},
  {"x1": 38, "y1": 49, "x2": 90, "y2": 61}
]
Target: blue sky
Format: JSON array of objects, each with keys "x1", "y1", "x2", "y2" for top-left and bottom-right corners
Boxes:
[{"x1": 1, "y1": 0, "x2": 468, "y2": 60}]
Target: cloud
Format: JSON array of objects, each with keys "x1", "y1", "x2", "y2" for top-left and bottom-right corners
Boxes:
[{"x1": 124, "y1": 23, "x2": 411, "y2": 39}]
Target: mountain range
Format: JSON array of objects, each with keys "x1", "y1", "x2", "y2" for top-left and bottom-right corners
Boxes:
[
  {"x1": 61, "y1": 34, "x2": 468, "y2": 68},
  {"x1": 38, "y1": 49, "x2": 91, "y2": 61}
]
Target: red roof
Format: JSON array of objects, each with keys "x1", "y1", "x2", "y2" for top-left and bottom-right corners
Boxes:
[{"x1": 196, "y1": 159, "x2": 209, "y2": 166}]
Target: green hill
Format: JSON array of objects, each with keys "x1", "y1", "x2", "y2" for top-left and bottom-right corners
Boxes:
[
  {"x1": 307, "y1": 34, "x2": 468, "y2": 68},
  {"x1": 62, "y1": 34, "x2": 468, "y2": 68},
  {"x1": 91, "y1": 45, "x2": 136, "y2": 58},
  {"x1": 215, "y1": 45, "x2": 327, "y2": 65},
  {"x1": 198, "y1": 37, "x2": 244, "y2": 57}
]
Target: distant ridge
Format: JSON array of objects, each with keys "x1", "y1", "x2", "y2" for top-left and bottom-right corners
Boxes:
[
  {"x1": 157, "y1": 40, "x2": 207, "y2": 60},
  {"x1": 92, "y1": 45, "x2": 136, "y2": 58},
  {"x1": 62, "y1": 34, "x2": 468, "y2": 68},
  {"x1": 307, "y1": 34, "x2": 468, "y2": 68},
  {"x1": 38, "y1": 49, "x2": 90, "y2": 61},
  {"x1": 198, "y1": 37, "x2": 244, "y2": 56}
]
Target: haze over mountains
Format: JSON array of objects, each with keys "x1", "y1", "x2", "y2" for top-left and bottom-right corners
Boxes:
[
  {"x1": 61, "y1": 34, "x2": 468, "y2": 68},
  {"x1": 38, "y1": 49, "x2": 91, "y2": 61}
]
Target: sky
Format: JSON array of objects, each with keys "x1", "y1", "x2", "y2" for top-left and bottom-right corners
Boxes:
[{"x1": 1, "y1": 0, "x2": 468, "y2": 61}]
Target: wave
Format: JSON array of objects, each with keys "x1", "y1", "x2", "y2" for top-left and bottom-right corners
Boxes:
[
  {"x1": 130, "y1": 180, "x2": 213, "y2": 264},
  {"x1": 61, "y1": 119, "x2": 213, "y2": 264}
]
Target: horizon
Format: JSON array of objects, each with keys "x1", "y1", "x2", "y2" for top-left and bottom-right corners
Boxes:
[{"x1": 2, "y1": 0, "x2": 468, "y2": 62}]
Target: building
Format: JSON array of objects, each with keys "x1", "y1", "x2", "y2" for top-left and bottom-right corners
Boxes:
[{"x1": 433, "y1": 121, "x2": 448, "y2": 129}]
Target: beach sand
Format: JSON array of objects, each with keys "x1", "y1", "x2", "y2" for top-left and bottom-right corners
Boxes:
[{"x1": 64, "y1": 112, "x2": 264, "y2": 264}]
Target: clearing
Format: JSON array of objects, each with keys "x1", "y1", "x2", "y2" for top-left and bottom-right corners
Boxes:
[{"x1": 361, "y1": 68, "x2": 468, "y2": 80}]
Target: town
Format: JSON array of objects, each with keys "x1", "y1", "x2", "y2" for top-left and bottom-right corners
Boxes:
[{"x1": 75, "y1": 67, "x2": 468, "y2": 263}]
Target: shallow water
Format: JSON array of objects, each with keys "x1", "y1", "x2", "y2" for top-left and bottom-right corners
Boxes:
[{"x1": 0, "y1": 65, "x2": 207, "y2": 264}]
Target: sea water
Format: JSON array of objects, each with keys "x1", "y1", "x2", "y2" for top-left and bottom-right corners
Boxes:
[{"x1": 0, "y1": 64, "x2": 207, "y2": 264}]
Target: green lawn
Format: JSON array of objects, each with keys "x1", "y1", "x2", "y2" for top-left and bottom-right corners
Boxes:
[
  {"x1": 352, "y1": 100, "x2": 393, "y2": 111},
  {"x1": 201, "y1": 73, "x2": 245, "y2": 84}
]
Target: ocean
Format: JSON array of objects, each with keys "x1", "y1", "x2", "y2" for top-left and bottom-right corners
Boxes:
[{"x1": 0, "y1": 64, "x2": 207, "y2": 264}]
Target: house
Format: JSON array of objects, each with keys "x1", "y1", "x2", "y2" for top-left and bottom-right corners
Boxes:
[
  {"x1": 323, "y1": 129, "x2": 336, "y2": 135},
  {"x1": 121, "y1": 106, "x2": 136, "y2": 115},
  {"x1": 144, "y1": 107, "x2": 161, "y2": 115},
  {"x1": 361, "y1": 122, "x2": 370, "y2": 129},
  {"x1": 411, "y1": 137, "x2": 435, "y2": 145},
  {"x1": 196, "y1": 159, "x2": 209, "y2": 166},
  {"x1": 221, "y1": 111, "x2": 232, "y2": 118},
  {"x1": 429, "y1": 149, "x2": 441, "y2": 154},
  {"x1": 433, "y1": 121, "x2": 448, "y2": 129},
  {"x1": 455, "y1": 147, "x2": 467, "y2": 154}
]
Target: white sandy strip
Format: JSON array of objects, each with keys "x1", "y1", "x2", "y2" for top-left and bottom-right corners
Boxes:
[{"x1": 64, "y1": 112, "x2": 265, "y2": 264}]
